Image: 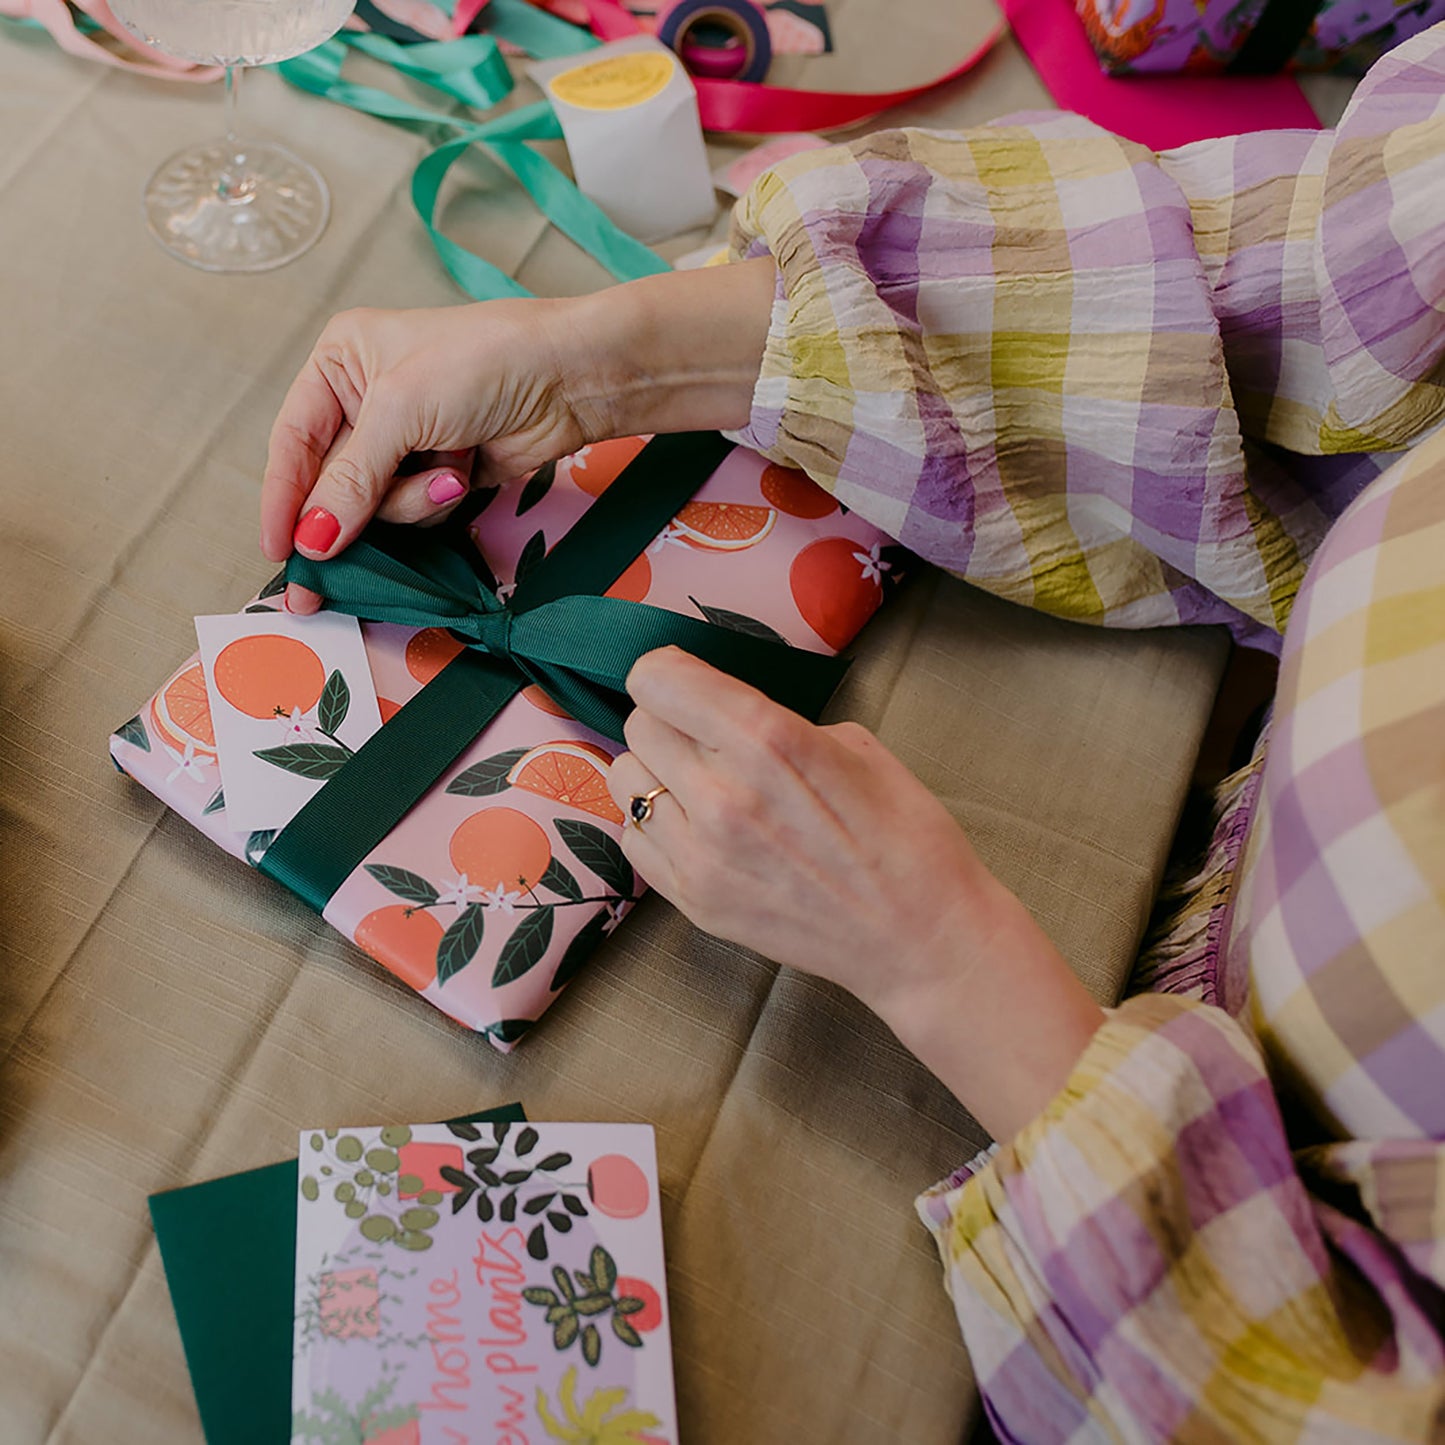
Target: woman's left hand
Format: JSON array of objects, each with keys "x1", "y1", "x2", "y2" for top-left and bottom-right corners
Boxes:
[{"x1": 609, "y1": 647, "x2": 1106, "y2": 1141}]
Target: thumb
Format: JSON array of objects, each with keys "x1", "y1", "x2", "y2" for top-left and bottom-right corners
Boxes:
[{"x1": 290, "y1": 399, "x2": 411, "y2": 561}]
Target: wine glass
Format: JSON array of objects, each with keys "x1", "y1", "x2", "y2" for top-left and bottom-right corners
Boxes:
[{"x1": 109, "y1": 0, "x2": 357, "y2": 272}]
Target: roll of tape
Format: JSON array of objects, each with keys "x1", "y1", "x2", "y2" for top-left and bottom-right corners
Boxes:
[{"x1": 655, "y1": 0, "x2": 773, "y2": 84}]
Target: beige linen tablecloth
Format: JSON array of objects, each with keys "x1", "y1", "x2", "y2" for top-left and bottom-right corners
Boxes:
[{"x1": 1, "y1": 8, "x2": 1233, "y2": 1441}]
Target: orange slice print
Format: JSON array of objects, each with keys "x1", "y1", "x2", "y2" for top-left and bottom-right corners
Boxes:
[
  {"x1": 151, "y1": 661, "x2": 218, "y2": 757},
  {"x1": 562, "y1": 435, "x2": 649, "y2": 497},
  {"x1": 213, "y1": 635, "x2": 326, "y2": 720},
  {"x1": 671, "y1": 501, "x2": 776, "y2": 551},
  {"x1": 405, "y1": 627, "x2": 465, "y2": 685},
  {"x1": 354, "y1": 904, "x2": 444, "y2": 992},
  {"x1": 449, "y1": 806, "x2": 552, "y2": 893},
  {"x1": 506, "y1": 741, "x2": 624, "y2": 824},
  {"x1": 760, "y1": 463, "x2": 837, "y2": 519},
  {"x1": 790, "y1": 536, "x2": 884, "y2": 650}
]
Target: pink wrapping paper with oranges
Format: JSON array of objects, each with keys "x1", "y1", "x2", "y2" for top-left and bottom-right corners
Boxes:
[{"x1": 109, "y1": 436, "x2": 900, "y2": 1049}]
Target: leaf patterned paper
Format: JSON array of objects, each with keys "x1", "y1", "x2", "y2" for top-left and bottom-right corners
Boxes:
[{"x1": 292, "y1": 1122, "x2": 675, "y2": 1445}]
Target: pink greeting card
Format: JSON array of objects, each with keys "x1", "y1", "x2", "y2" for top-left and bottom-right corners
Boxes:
[{"x1": 291, "y1": 1119, "x2": 675, "y2": 1445}]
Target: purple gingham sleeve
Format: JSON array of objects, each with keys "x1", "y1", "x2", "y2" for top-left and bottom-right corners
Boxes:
[
  {"x1": 720, "y1": 24, "x2": 1445, "y2": 1441},
  {"x1": 726, "y1": 30, "x2": 1445, "y2": 651},
  {"x1": 916, "y1": 995, "x2": 1445, "y2": 1442}
]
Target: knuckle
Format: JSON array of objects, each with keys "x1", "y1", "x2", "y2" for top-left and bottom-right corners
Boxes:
[
  {"x1": 330, "y1": 305, "x2": 374, "y2": 335},
  {"x1": 320, "y1": 453, "x2": 376, "y2": 509},
  {"x1": 828, "y1": 719, "x2": 875, "y2": 750},
  {"x1": 745, "y1": 705, "x2": 798, "y2": 760},
  {"x1": 622, "y1": 708, "x2": 651, "y2": 756},
  {"x1": 698, "y1": 786, "x2": 760, "y2": 848}
]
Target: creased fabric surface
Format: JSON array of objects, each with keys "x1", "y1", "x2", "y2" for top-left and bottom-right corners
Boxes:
[{"x1": 0, "y1": 10, "x2": 1228, "y2": 1443}]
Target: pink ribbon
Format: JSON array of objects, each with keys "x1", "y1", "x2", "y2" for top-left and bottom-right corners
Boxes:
[
  {"x1": 1, "y1": 0, "x2": 222, "y2": 79},
  {"x1": 577, "y1": 0, "x2": 1004, "y2": 132}
]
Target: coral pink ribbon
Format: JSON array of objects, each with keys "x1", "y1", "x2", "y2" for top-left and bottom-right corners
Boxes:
[
  {"x1": 458, "y1": 0, "x2": 1004, "y2": 133},
  {"x1": 2, "y1": 0, "x2": 222, "y2": 79},
  {"x1": 998, "y1": 0, "x2": 1319, "y2": 147},
  {"x1": 580, "y1": 0, "x2": 1004, "y2": 132}
]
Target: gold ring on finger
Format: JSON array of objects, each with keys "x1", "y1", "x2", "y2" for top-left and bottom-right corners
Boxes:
[{"x1": 627, "y1": 784, "x2": 669, "y2": 828}]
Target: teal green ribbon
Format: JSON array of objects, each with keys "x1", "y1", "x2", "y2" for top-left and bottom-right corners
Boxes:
[
  {"x1": 276, "y1": 9, "x2": 668, "y2": 302},
  {"x1": 258, "y1": 434, "x2": 849, "y2": 911}
]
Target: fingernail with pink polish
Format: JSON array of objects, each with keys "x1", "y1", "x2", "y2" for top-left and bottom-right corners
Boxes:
[
  {"x1": 426, "y1": 471, "x2": 467, "y2": 506},
  {"x1": 294, "y1": 506, "x2": 341, "y2": 554}
]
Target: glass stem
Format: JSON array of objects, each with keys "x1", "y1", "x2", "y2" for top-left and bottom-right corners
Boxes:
[{"x1": 217, "y1": 65, "x2": 251, "y2": 201}]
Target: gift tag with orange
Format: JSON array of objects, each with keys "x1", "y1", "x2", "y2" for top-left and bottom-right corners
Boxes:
[{"x1": 195, "y1": 611, "x2": 384, "y2": 834}]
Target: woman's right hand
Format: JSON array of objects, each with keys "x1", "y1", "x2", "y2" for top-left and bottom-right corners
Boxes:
[
  {"x1": 260, "y1": 298, "x2": 587, "y2": 610},
  {"x1": 260, "y1": 259, "x2": 777, "y2": 612}
]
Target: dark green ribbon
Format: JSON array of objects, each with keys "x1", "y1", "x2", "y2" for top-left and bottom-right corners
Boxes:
[{"x1": 257, "y1": 432, "x2": 848, "y2": 912}]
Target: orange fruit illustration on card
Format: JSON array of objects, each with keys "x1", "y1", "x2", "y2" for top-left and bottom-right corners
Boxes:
[
  {"x1": 613, "y1": 1276, "x2": 664, "y2": 1333},
  {"x1": 760, "y1": 463, "x2": 837, "y2": 519},
  {"x1": 506, "y1": 741, "x2": 624, "y2": 824},
  {"x1": 449, "y1": 806, "x2": 552, "y2": 892},
  {"x1": 587, "y1": 1152, "x2": 650, "y2": 1218},
  {"x1": 405, "y1": 627, "x2": 464, "y2": 685},
  {"x1": 563, "y1": 435, "x2": 649, "y2": 497},
  {"x1": 396, "y1": 1140, "x2": 465, "y2": 1197},
  {"x1": 604, "y1": 552, "x2": 651, "y2": 604},
  {"x1": 671, "y1": 501, "x2": 776, "y2": 551},
  {"x1": 362, "y1": 1422, "x2": 420, "y2": 1445},
  {"x1": 790, "y1": 537, "x2": 884, "y2": 650},
  {"x1": 212, "y1": 635, "x2": 326, "y2": 719},
  {"x1": 150, "y1": 660, "x2": 218, "y2": 757},
  {"x1": 378, "y1": 697, "x2": 403, "y2": 724},
  {"x1": 522, "y1": 683, "x2": 572, "y2": 718},
  {"x1": 354, "y1": 904, "x2": 444, "y2": 992}
]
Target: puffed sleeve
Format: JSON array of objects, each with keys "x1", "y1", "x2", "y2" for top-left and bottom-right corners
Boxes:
[{"x1": 726, "y1": 27, "x2": 1445, "y2": 649}]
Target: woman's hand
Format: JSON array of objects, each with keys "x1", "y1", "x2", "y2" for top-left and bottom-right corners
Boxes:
[
  {"x1": 261, "y1": 259, "x2": 776, "y2": 612},
  {"x1": 608, "y1": 648, "x2": 1105, "y2": 1141},
  {"x1": 261, "y1": 298, "x2": 586, "y2": 610}
]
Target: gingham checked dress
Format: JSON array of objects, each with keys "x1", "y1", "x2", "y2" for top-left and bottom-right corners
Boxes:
[{"x1": 725, "y1": 24, "x2": 1445, "y2": 1442}]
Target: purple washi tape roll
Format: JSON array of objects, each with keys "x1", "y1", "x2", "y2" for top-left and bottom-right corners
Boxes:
[{"x1": 655, "y1": 0, "x2": 773, "y2": 83}]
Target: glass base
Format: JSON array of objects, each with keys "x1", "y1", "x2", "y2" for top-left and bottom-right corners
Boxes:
[{"x1": 143, "y1": 138, "x2": 330, "y2": 274}]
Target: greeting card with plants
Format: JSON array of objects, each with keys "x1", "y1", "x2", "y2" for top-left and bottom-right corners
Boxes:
[{"x1": 293, "y1": 1119, "x2": 675, "y2": 1445}]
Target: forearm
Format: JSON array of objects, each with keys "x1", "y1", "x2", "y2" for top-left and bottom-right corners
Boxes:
[
  {"x1": 556, "y1": 257, "x2": 775, "y2": 443},
  {"x1": 876, "y1": 880, "x2": 1104, "y2": 1143}
]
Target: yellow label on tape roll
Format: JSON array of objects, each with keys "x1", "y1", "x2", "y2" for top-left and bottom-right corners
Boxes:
[{"x1": 549, "y1": 50, "x2": 677, "y2": 111}]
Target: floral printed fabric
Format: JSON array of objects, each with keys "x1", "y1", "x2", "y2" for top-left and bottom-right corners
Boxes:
[{"x1": 1075, "y1": 0, "x2": 1445, "y2": 75}]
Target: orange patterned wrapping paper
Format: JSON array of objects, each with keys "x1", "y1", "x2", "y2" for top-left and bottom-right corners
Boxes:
[{"x1": 110, "y1": 438, "x2": 902, "y2": 1049}]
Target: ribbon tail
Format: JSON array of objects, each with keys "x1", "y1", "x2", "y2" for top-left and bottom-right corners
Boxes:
[{"x1": 510, "y1": 598, "x2": 849, "y2": 745}]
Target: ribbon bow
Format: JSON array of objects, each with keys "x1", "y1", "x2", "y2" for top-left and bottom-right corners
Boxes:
[
  {"x1": 283, "y1": 516, "x2": 845, "y2": 747},
  {"x1": 259, "y1": 433, "x2": 849, "y2": 912}
]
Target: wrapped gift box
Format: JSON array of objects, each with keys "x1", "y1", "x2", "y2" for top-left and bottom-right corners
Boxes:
[{"x1": 110, "y1": 435, "x2": 901, "y2": 1050}]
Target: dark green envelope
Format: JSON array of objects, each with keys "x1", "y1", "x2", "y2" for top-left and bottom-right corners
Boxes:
[{"x1": 149, "y1": 1103, "x2": 526, "y2": 1445}]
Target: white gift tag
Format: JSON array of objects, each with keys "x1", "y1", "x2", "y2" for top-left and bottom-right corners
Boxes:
[{"x1": 196, "y1": 610, "x2": 383, "y2": 834}]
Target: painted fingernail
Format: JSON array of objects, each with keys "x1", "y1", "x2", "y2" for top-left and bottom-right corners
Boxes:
[
  {"x1": 294, "y1": 506, "x2": 341, "y2": 554},
  {"x1": 426, "y1": 471, "x2": 467, "y2": 506}
]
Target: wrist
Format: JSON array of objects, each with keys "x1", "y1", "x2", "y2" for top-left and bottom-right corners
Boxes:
[{"x1": 554, "y1": 257, "x2": 776, "y2": 443}]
